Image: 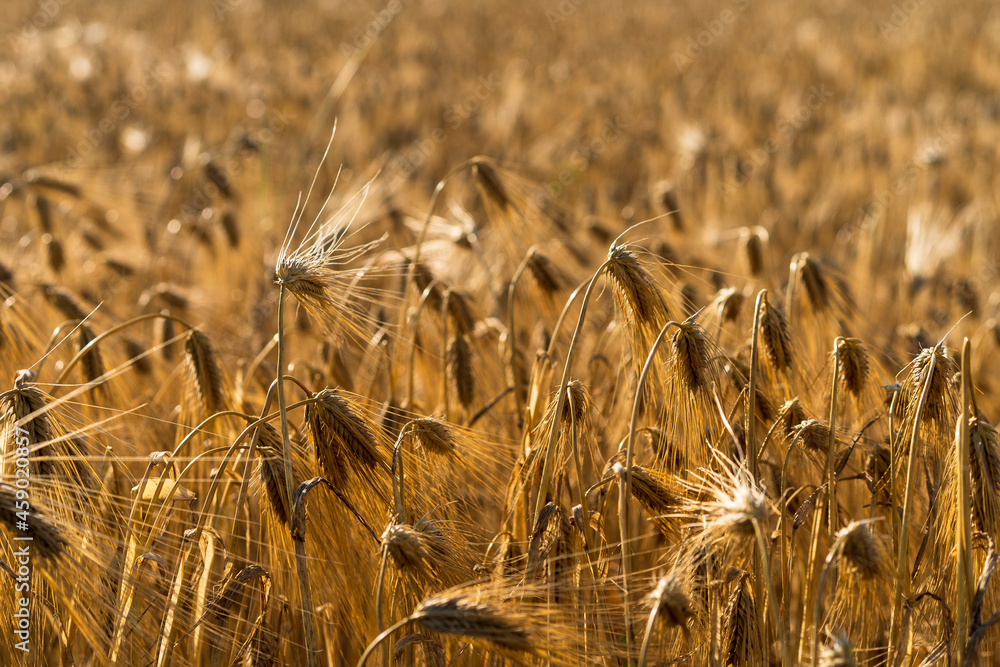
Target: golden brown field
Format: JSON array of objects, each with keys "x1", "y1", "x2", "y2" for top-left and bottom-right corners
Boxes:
[{"x1": 2, "y1": 0, "x2": 1000, "y2": 665}]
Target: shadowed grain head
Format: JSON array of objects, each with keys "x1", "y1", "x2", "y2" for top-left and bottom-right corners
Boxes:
[
  {"x1": 472, "y1": 159, "x2": 512, "y2": 211},
  {"x1": 837, "y1": 521, "x2": 881, "y2": 579},
  {"x1": 836, "y1": 338, "x2": 869, "y2": 398},
  {"x1": 306, "y1": 389, "x2": 387, "y2": 491},
  {"x1": 525, "y1": 247, "x2": 570, "y2": 298},
  {"x1": 644, "y1": 574, "x2": 695, "y2": 631},
  {"x1": 183, "y1": 328, "x2": 227, "y2": 416},
  {"x1": 722, "y1": 573, "x2": 758, "y2": 667},
  {"x1": 969, "y1": 415, "x2": 1000, "y2": 536},
  {"x1": 903, "y1": 345, "x2": 957, "y2": 425},
  {"x1": 759, "y1": 299, "x2": 793, "y2": 373},
  {"x1": 671, "y1": 320, "x2": 710, "y2": 393},
  {"x1": 0, "y1": 482, "x2": 67, "y2": 560},
  {"x1": 412, "y1": 590, "x2": 535, "y2": 655},
  {"x1": 606, "y1": 245, "x2": 669, "y2": 331},
  {"x1": 407, "y1": 417, "x2": 457, "y2": 457},
  {"x1": 790, "y1": 419, "x2": 831, "y2": 453},
  {"x1": 447, "y1": 333, "x2": 475, "y2": 409}
]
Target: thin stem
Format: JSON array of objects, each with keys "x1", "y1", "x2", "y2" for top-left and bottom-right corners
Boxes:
[
  {"x1": 780, "y1": 431, "x2": 805, "y2": 667},
  {"x1": 748, "y1": 290, "x2": 766, "y2": 479},
  {"x1": 375, "y1": 542, "x2": 390, "y2": 667},
  {"x1": 638, "y1": 594, "x2": 662, "y2": 667},
  {"x1": 889, "y1": 347, "x2": 937, "y2": 655},
  {"x1": 828, "y1": 338, "x2": 842, "y2": 591},
  {"x1": 357, "y1": 616, "x2": 414, "y2": 667},
  {"x1": 616, "y1": 465, "x2": 635, "y2": 665},
  {"x1": 276, "y1": 283, "x2": 319, "y2": 667},
  {"x1": 956, "y1": 338, "x2": 973, "y2": 666},
  {"x1": 621, "y1": 320, "x2": 679, "y2": 667},
  {"x1": 754, "y1": 519, "x2": 784, "y2": 662},
  {"x1": 533, "y1": 258, "x2": 612, "y2": 525}
]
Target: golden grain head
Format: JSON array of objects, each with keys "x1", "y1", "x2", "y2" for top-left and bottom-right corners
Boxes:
[
  {"x1": 836, "y1": 337, "x2": 869, "y2": 397},
  {"x1": 413, "y1": 590, "x2": 535, "y2": 654},
  {"x1": 671, "y1": 320, "x2": 710, "y2": 393},
  {"x1": 472, "y1": 159, "x2": 513, "y2": 211},
  {"x1": 606, "y1": 244, "x2": 668, "y2": 329},
  {"x1": 446, "y1": 333, "x2": 475, "y2": 409},
  {"x1": 741, "y1": 229, "x2": 764, "y2": 278},
  {"x1": 645, "y1": 575, "x2": 695, "y2": 630},
  {"x1": 408, "y1": 417, "x2": 457, "y2": 456},
  {"x1": 969, "y1": 414, "x2": 1000, "y2": 535},
  {"x1": 797, "y1": 253, "x2": 830, "y2": 312},
  {"x1": 0, "y1": 482, "x2": 68, "y2": 560},
  {"x1": 306, "y1": 388, "x2": 385, "y2": 488},
  {"x1": 759, "y1": 300, "x2": 793, "y2": 373},
  {"x1": 904, "y1": 345, "x2": 957, "y2": 425},
  {"x1": 790, "y1": 418, "x2": 831, "y2": 453},
  {"x1": 722, "y1": 574, "x2": 759, "y2": 667},
  {"x1": 525, "y1": 247, "x2": 569, "y2": 297},
  {"x1": 183, "y1": 328, "x2": 227, "y2": 416},
  {"x1": 837, "y1": 521, "x2": 881, "y2": 579},
  {"x1": 443, "y1": 288, "x2": 476, "y2": 335}
]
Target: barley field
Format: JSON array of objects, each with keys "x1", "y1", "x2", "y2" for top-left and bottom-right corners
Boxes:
[{"x1": 2, "y1": 0, "x2": 1000, "y2": 665}]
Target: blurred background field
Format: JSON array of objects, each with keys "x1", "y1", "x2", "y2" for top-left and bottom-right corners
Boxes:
[{"x1": 3, "y1": 0, "x2": 1000, "y2": 665}]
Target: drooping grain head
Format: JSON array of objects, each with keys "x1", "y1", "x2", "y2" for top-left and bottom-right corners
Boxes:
[
  {"x1": 206, "y1": 565, "x2": 270, "y2": 627},
  {"x1": 790, "y1": 419, "x2": 831, "y2": 453},
  {"x1": 903, "y1": 345, "x2": 957, "y2": 425},
  {"x1": 645, "y1": 574, "x2": 695, "y2": 631},
  {"x1": 778, "y1": 398, "x2": 808, "y2": 439},
  {"x1": 43, "y1": 233, "x2": 65, "y2": 273},
  {"x1": 629, "y1": 465, "x2": 679, "y2": 518},
  {"x1": 407, "y1": 418, "x2": 457, "y2": 457},
  {"x1": 797, "y1": 254, "x2": 831, "y2": 313},
  {"x1": 526, "y1": 502, "x2": 569, "y2": 577},
  {"x1": 837, "y1": 521, "x2": 881, "y2": 579},
  {"x1": 306, "y1": 388, "x2": 386, "y2": 491},
  {"x1": 157, "y1": 311, "x2": 176, "y2": 361},
  {"x1": 253, "y1": 422, "x2": 292, "y2": 526},
  {"x1": 713, "y1": 286, "x2": 745, "y2": 323},
  {"x1": 722, "y1": 573, "x2": 759, "y2": 667},
  {"x1": 411, "y1": 261, "x2": 444, "y2": 312},
  {"x1": 40, "y1": 283, "x2": 89, "y2": 321},
  {"x1": 671, "y1": 320, "x2": 710, "y2": 393},
  {"x1": 685, "y1": 465, "x2": 770, "y2": 549},
  {"x1": 447, "y1": 333, "x2": 475, "y2": 410},
  {"x1": 443, "y1": 288, "x2": 476, "y2": 336},
  {"x1": 472, "y1": 159, "x2": 512, "y2": 212},
  {"x1": 759, "y1": 299, "x2": 793, "y2": 373},
  {"x1": 605, "y1": 244, "x2": 669, "y2": 332},
  {"x1": 413, "y1": 590, "x2": 535, "y2": 655},
  {"x1": 76, "y1": 322, "x2": 108, "y2": 389},
  {"x1": 740, "y1": 229, "x2": 764, "y2": 278},
  {"x1": 0, "y1": 482, "x2": 67, "y2": 560},
  {"x1": 383, "y1": 523, "x2": 434, "y2": 577},
  {"x1": 1, "y1": 383, "x2": 57, "y2": 477},
  {"x1": 525, "y1": 247, "x2": 569, "y2": 298},
  {"x1": 968, "y1": 415, "x2": 1000, "y2": 536},
  {"x1": 183, "y1": 328, "x2": 227, "y2": 416},
  {"x1": 836, "y1": 338, "x2": 869, "y2": 398}
]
